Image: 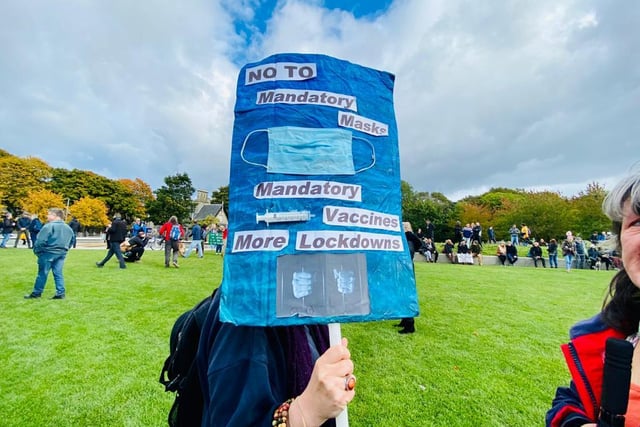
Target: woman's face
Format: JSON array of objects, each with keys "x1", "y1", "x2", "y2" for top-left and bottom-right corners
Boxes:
[{"x1": 621, "y1": 201, "x2": 640, "y2": 287}]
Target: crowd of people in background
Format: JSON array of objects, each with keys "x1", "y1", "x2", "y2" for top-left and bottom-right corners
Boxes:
[
  {"x1": 1, "y1": 210, "x2": 229, "y2": 263},
  {"x1": 2, "y1": 207, "x2": 230, "y2": 299},
  {"x1": 404, "y1": 217, "x2": 619, "y2": 270}
]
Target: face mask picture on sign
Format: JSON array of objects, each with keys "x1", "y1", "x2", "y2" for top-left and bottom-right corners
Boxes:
[{"x1": 240, "y1": 126, "x2": 375, "y2": 175}]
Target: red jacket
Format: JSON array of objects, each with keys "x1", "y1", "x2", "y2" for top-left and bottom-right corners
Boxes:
[
  {"x1": 158, "y1": 221, "x2": 184, "y2": 241},
  {"x1": 547, "y1": 314, "x2": 625, "y2": 426}
]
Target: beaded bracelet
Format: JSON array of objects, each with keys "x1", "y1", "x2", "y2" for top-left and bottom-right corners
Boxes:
[{"x1": 272, "y1": 398, "x2": 294, "y2": 427}]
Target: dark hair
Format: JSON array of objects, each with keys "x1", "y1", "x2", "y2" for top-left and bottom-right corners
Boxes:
[{"x1": 600, "y1": 171, "x2": 640, "y2": 335}]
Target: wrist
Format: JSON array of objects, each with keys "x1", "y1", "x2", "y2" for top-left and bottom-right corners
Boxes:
[{"x1": 294, "y1": 394, "x2": 324, "y2": 427}]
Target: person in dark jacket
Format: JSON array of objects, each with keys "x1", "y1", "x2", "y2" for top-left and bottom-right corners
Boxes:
[
  {"x1": 529, "y1": 241, "x2": 546, "y2": 268},
  {"x1": 487, "y1": 226, "x2": 496, "y2": 244},
  {"x1": 95, "y1": 214, "x2": 128, "y2": 269},
  {"x1": 68, "y1": 216, "x2": 81, "y2": 248},
  {"x1": 505, "y1": 241, "x2": 518, "y2": 265},
  {"x1": 197, "y1": 290, "x2": 355, "y2": 426},
  {"x1": 1, "y1": 212, "x2": 15, "y2": 248},
  {"x1": 423, "y1": 219, "x2": 435, "y2": 241},
  {"x1": 547, "y1": 170, "x2": 640, "y2": 426},
  {"x1": 587, "y1": 244, "x2": 600, "y2": 269},
  {"x1": 122, "y1": 230, "x2": 149, "y2": 262},
  {"x1": 453, "y1": 221, "x2": 462, "y2": 245},
  {"x1": 442, "y1": 239, "x2": 455, "y2": 263},
  {"x1": 28, "y1": 214, "x2": 43, "y2": 245},
  {"x1": 24, "y1": 208, "x2": 74, "y2": 299},
  {"x1": 13, "y1": 212, "x2": 32, "y2": 248},
  {"x1": 548, "y1": 238, "x2": 559, "y2": 268},
  {"x1": 396, "y1": 222, "x2": 421, "y2": 334},
  {"x1": 184, "y1": 220, "x2": 204, "y2": 258}
]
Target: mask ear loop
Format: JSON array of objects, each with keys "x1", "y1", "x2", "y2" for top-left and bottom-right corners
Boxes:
[
  {"x1": 240, "y1": 129, "x2": 268, "y2": 168},
  {"x1": 353, "y1": 136, "x2": 376, "y2": 174}
]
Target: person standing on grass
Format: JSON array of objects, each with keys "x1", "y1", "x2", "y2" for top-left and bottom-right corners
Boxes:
[
  {"x1": 548, "y1": 238, "x2": 559, "y2": 268},
  {"x1": 509, "y1": 224, "x2": 520, "y2": 246},
  {"x1": 208, "y1": 225, "x2": 222, "y2": 253},
  {"x1": 575, "y1": 236, "x2": 587, "y2": 269},
  {"x1": 453, "y1": 220, "x2": 462, "y2": 245},
  {"x1": 184, "y1": 220, "x2": 204, "y2": 258},
  {"x1": 158, "y1": 215, "x2": 184, "y2": 268},
  {"x1": 472, "y1": 222, "x2": 482, "y2": 246},
  {"x1": 68, "y1": 216, "x2": 81, "y2": 248},
  {"x1": 547, "y1": 170, "x2": 640, "y2": 427},
  {"x1": 28, "y1": 214, "x2": 42, "y2": 246},
  {"x1": 213, "y1": 225, "x2": 224, "y2": 254},
  {"x1": 520, "y1": 223, "x2": 531, "y2": 246},
  {"x1": 220, "y1": 224, "x2": 228, "y2": 257},
  {"x1": 562, "y1": 231, "x2": 576, "y2": 272},
  {"x1": 1, "y1": 212, "x2": 15, "y2": 248},
  {"x1": 13, "y1": 212, "x2": 32, "y2": 248},
  {"x1": 488, "y1": 226, "x2": 497, "y2": 244},
  {"x1": 24, "y1": 208, "x2": 74, "y2": 300},
  {"x1": 424, "y1": 218, "x2": 435, "y2": 241},
  {"x1": 96, "y1": 213, "x2": 128, "y2": 269},
  {"x1": 395, "y1": 222, "x2": 420, "y2": 334}
]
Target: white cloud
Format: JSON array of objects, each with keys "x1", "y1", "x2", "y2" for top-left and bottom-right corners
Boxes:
[{"x1": 1, "y1": 0, "x2": 638, "y2": 200}]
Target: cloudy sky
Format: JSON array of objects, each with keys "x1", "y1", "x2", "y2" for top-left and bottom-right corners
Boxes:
[{"x1": 1, "y1": 0, "x2": 638, "y2": 201}]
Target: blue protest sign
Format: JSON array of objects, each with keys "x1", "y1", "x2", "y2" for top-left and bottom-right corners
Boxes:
[{"x1": 219, "y1": 53, "x2": 418, "y2": 326}]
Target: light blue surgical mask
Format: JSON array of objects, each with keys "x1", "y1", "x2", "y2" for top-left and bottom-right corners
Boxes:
[{"x1": 241, "y1": 126, "x2": 375, "y2": 175}]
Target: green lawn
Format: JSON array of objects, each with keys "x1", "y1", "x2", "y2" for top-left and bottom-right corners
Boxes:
[{"x1": 0, "y1": 248, "x2": 614, "y2": 426}]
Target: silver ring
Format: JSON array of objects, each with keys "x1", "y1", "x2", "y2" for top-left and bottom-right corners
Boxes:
[{"x1": 344, "y1": 374, "x2": 356, "y2": 391}]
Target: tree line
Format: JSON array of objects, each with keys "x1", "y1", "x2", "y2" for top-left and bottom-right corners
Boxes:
[
  {"x1": 0, "y1": 150, "x2": 212, "y2": 232},
  {"x1": 0, "y1": 150, "x2": 610, "y2": 241},
  {"x1": 401, "y1": 181, "x2": 611, "y2": 243}
]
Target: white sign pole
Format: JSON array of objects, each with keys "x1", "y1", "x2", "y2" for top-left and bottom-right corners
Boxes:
[{"x1": 328, "y1": 322, "x2": 349, "y2": 427}]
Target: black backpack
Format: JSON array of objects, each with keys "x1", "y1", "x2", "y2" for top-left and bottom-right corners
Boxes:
[{"x1": 159, "y1": 289, "x2": 217, "y2": 427}]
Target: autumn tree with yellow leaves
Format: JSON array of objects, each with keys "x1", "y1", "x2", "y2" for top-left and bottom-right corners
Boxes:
[
  {"x1": 21, "y1": 189, "x2": 65, "y2": 221},
  {"x1": 0, "y1": 155, "x2": 52, "y2": 212},
  {"x1": 69, "y1": 197, "x2": 110, "y2": 229}
]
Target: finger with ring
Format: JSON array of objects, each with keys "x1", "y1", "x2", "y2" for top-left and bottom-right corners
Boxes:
[{"x1": 344, "y1": 374, "x2": 356, "y2": 391}]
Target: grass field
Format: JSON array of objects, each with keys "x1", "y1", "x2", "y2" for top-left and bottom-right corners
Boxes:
[{"x1": 0, "y1": 248, "x2": 615, "y2": 426}]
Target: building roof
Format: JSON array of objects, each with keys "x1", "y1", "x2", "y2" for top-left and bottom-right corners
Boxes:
[{"x1": 193, "y1": 203, "x2": 224, "y2": 222}]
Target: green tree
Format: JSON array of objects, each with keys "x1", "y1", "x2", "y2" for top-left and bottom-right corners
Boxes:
[
  {"x1": 493, "y1": 191, "x2": 571, "y2": 242},
  {"x1": 118, "y1": 178, "x2": 154, "y2": 219},
  {"x1": 401, "y1": 181, "x2": 456, "y2": 240},
  {"x1": 47, "y1": 168, "x2": 138, "y2": 219},
  {"x1": 146, "y1": 173, "x2": 196, "y2": 224},
  {"x1": 210, "y1": 185, "x2": 229, "y2": 218},
  {"x1": 569, "y1": 182, "x2": 610, "y2": 238}
]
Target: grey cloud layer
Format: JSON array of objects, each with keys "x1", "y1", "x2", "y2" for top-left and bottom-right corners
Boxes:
[{"x1": 1, "y1": 0, "x2": 638, "y2": 199}]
